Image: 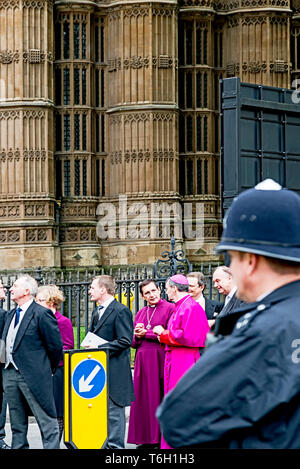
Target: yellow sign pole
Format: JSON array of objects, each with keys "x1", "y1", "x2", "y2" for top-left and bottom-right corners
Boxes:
[{"x1": 64, "y1": 349, "x2": 109, "y2": 449}]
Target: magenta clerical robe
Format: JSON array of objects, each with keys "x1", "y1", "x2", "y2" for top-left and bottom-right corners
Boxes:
[
  {"x1": 127, "y1": 299, "x2": 174, "y2": 445},
  {"x1": 160, "y1": 294, "x2": 209, "y2": 449}
]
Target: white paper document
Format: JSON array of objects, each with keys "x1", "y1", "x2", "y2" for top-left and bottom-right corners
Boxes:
[{"x1": 80, "y1": 332, "x2": 108, "y2": 348}]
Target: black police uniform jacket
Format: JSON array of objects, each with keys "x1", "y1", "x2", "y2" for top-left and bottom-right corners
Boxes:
[
  {"x1": 89, "y1": 299, "x2": 135, "y2": 407},
  {"x1": 1, "y1": 301, "x2": 63, "y2": 418},
  {"x1": 157, "y1": 279, "x2": 300, "y2": 449}
]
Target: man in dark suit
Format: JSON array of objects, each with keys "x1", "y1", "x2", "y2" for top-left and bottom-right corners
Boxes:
[
  {"x1": 187, "y1": 272, "x2": 223, "y2": 328},
  {"x1": 88, "y1": 275, "x2": 134, "y2": 449},
  {"x1": 0, "y1": 282, "x2": 9, "y2": 450},
  {"x1": 1, "y1": 275, "x2": 63, "y2": 449},
  {"x1": 212, "y1": 266, "x2": 243, "y2": 319}
]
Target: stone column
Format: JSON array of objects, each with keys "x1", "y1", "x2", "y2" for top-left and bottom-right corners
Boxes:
[
  {"x1": 102, "y1": 2, "x2": 180, "y2": 265},
  {"x1": 224, "y1": 2, "x2": 291, "y2": 88},
  {"x1": 0, "y1": 0, "x2": 60, "y2": 269}
]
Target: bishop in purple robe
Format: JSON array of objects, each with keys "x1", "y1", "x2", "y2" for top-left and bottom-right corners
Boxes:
[
  {"x1": 127, "y1": 280, "x2": 174, "y2": 447},
  {"x1": 153, "y1": 274, "x2": 209, "y2": 449}
]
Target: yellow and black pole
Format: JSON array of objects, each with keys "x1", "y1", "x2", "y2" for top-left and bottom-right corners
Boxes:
[{"x1": 64, "y1": 348, "x2": 109, "y2": 449}]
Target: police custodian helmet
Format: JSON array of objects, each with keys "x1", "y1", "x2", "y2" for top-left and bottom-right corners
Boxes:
[{"x1": 215, "y1": 179, "x2": 300, "y2": 262}]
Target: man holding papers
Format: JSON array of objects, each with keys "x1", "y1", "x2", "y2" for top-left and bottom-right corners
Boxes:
[{"x1": 87, "y1": 275, "x2": 134, "y2": 449}]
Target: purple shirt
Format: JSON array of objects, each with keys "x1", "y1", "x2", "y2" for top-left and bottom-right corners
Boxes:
[{"x1": 55, "y1": 310, "x2": 74, "y2": 366}]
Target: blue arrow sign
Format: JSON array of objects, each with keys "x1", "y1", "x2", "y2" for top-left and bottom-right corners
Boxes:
[{"x1": 72, "y1": 359, "x2": 106, "y2": 400}]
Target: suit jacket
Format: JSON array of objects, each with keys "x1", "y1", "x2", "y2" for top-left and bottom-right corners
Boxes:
[
  {"x1": 213, "y1": 293, "x2": 244, "y2": 337},
  {"x1": 89, "y1": 299, "x2": 134, "y2": 407},
  {"x1": 0, "y1": 306, "x2": 5, "y2": 335},
  {"x1": 217, "y1": 292, "x2": 243, "y2": 319},
  {"x1": 0, "y1": 306, "x2": 6, "y2": 409},
  {"x1": 204, "y1": 296, "x2": 224, "y2": 320},
  {"x1": 1, "y1": 301, "x2": 63, "y2": 417}
]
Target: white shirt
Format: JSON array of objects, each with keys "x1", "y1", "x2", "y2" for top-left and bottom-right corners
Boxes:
[
  {"x1": 224, "y1": 286, "x2": 237, "y2": 305},
  {"x1": 194, "y1": 294, "x2": 205, "y2": 310},
  {"x1": 5, "y1": 298, "x2": 34, "y2": 370},
  {"x1": 98, "y1": 296, "x2": 115, "y2": 320},
  {"x1": 256, "y1": 289, "x2": 274, "y2": 302}
]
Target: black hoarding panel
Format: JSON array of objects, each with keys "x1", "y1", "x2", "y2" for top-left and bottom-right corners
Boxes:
[{"x1": 220, "y1": 78, "x2": 300, "y2": 216}]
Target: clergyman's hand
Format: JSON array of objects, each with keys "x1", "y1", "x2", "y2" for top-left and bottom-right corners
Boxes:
[{"x1": 153, "y1": 325, "x2": 164, "y2": 336}]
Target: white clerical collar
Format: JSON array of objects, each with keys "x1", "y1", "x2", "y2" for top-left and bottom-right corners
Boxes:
[{"x1": 148, "y1": 299, "x2": 162, "y2": 308}]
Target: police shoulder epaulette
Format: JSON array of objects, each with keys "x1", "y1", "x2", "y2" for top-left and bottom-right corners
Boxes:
[{"x1": 235, "y1": 303, "x2": 270, "y2": 331}]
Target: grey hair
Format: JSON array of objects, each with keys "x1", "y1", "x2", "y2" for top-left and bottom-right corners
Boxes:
[
  {"x1": 17, "y1": 275, "x2": 39, "y2": 296},
  {"x1": 213, "y1": 266, "x2": 232, "y2": 277}
]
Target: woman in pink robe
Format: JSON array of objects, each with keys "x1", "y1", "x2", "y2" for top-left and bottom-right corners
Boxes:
[{"x1": 153, "y1": 274, "x2": 209, "y2": 449}]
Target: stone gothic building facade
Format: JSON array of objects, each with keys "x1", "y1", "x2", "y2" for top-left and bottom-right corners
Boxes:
[{"x1": 0, "y1": 0, "x2": 299, "y2": 270}]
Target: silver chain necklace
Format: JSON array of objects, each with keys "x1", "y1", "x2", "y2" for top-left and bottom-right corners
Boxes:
[{"x1": 146, "y1": 306, "x2": 157, "y2": 329}]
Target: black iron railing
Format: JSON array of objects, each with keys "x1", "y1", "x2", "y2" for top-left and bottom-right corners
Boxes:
[{"x1": 0, "y1": 238, "x2": 221, "y2": 347}]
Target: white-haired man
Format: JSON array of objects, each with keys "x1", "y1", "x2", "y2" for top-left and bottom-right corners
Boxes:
[
  {"x1": 212, "y1": 266, "x2": 242, "y2": 318},
  {"x1": 1, "y1": 275, "x2": 63, "y2": 449}
]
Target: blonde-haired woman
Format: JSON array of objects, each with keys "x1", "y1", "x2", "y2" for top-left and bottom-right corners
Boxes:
[{"x1": 36, "y1": 284, "x2": 74, "y2": 442}]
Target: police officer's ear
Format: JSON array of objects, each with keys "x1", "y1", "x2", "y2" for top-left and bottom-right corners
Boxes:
[
  {"x1": 249, "y1": 252, "x2": 260, "y2": 270},
  {"x1": 231, "y1": 251, "x2": 259, "y2": 275},
  {"x1": 243, "y1": 252, "x2": 260, "y2": 272}
]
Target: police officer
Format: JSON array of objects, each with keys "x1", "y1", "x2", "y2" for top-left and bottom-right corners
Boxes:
[{"x1": 156, "y1": 179, "x2": 300, "y2": 448}]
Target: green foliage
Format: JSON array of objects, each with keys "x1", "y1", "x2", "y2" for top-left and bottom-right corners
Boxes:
[{"x1": 73, "y1": 326, "x2": 86, "y2": 349}]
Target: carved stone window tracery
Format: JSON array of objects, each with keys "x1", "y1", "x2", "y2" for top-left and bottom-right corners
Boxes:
[{"x1": 291, "y1": 27, "x2": 300, "y2": 72}]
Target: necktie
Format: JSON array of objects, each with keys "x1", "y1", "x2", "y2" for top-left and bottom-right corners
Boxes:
[
  {"x1": 14, "y1": 306, "x2": 22, "y2": 328},
  {"x1": 224, "y1": 293, "x2": 232, "y2": 305},
  {"x1": 97, "y1": 305, "x2": 104, "y2": 320}
]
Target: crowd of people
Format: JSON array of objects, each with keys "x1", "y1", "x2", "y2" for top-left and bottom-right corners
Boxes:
[
  {"x1": 1, "y1": 178, "x2": 300, "y2": 450},
  {"x1": 0, "y1": 278, "x2": 74, "y2": 449},
  {"x1": 0, "y1": 266, "x2": 227, "y2": 450}
]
